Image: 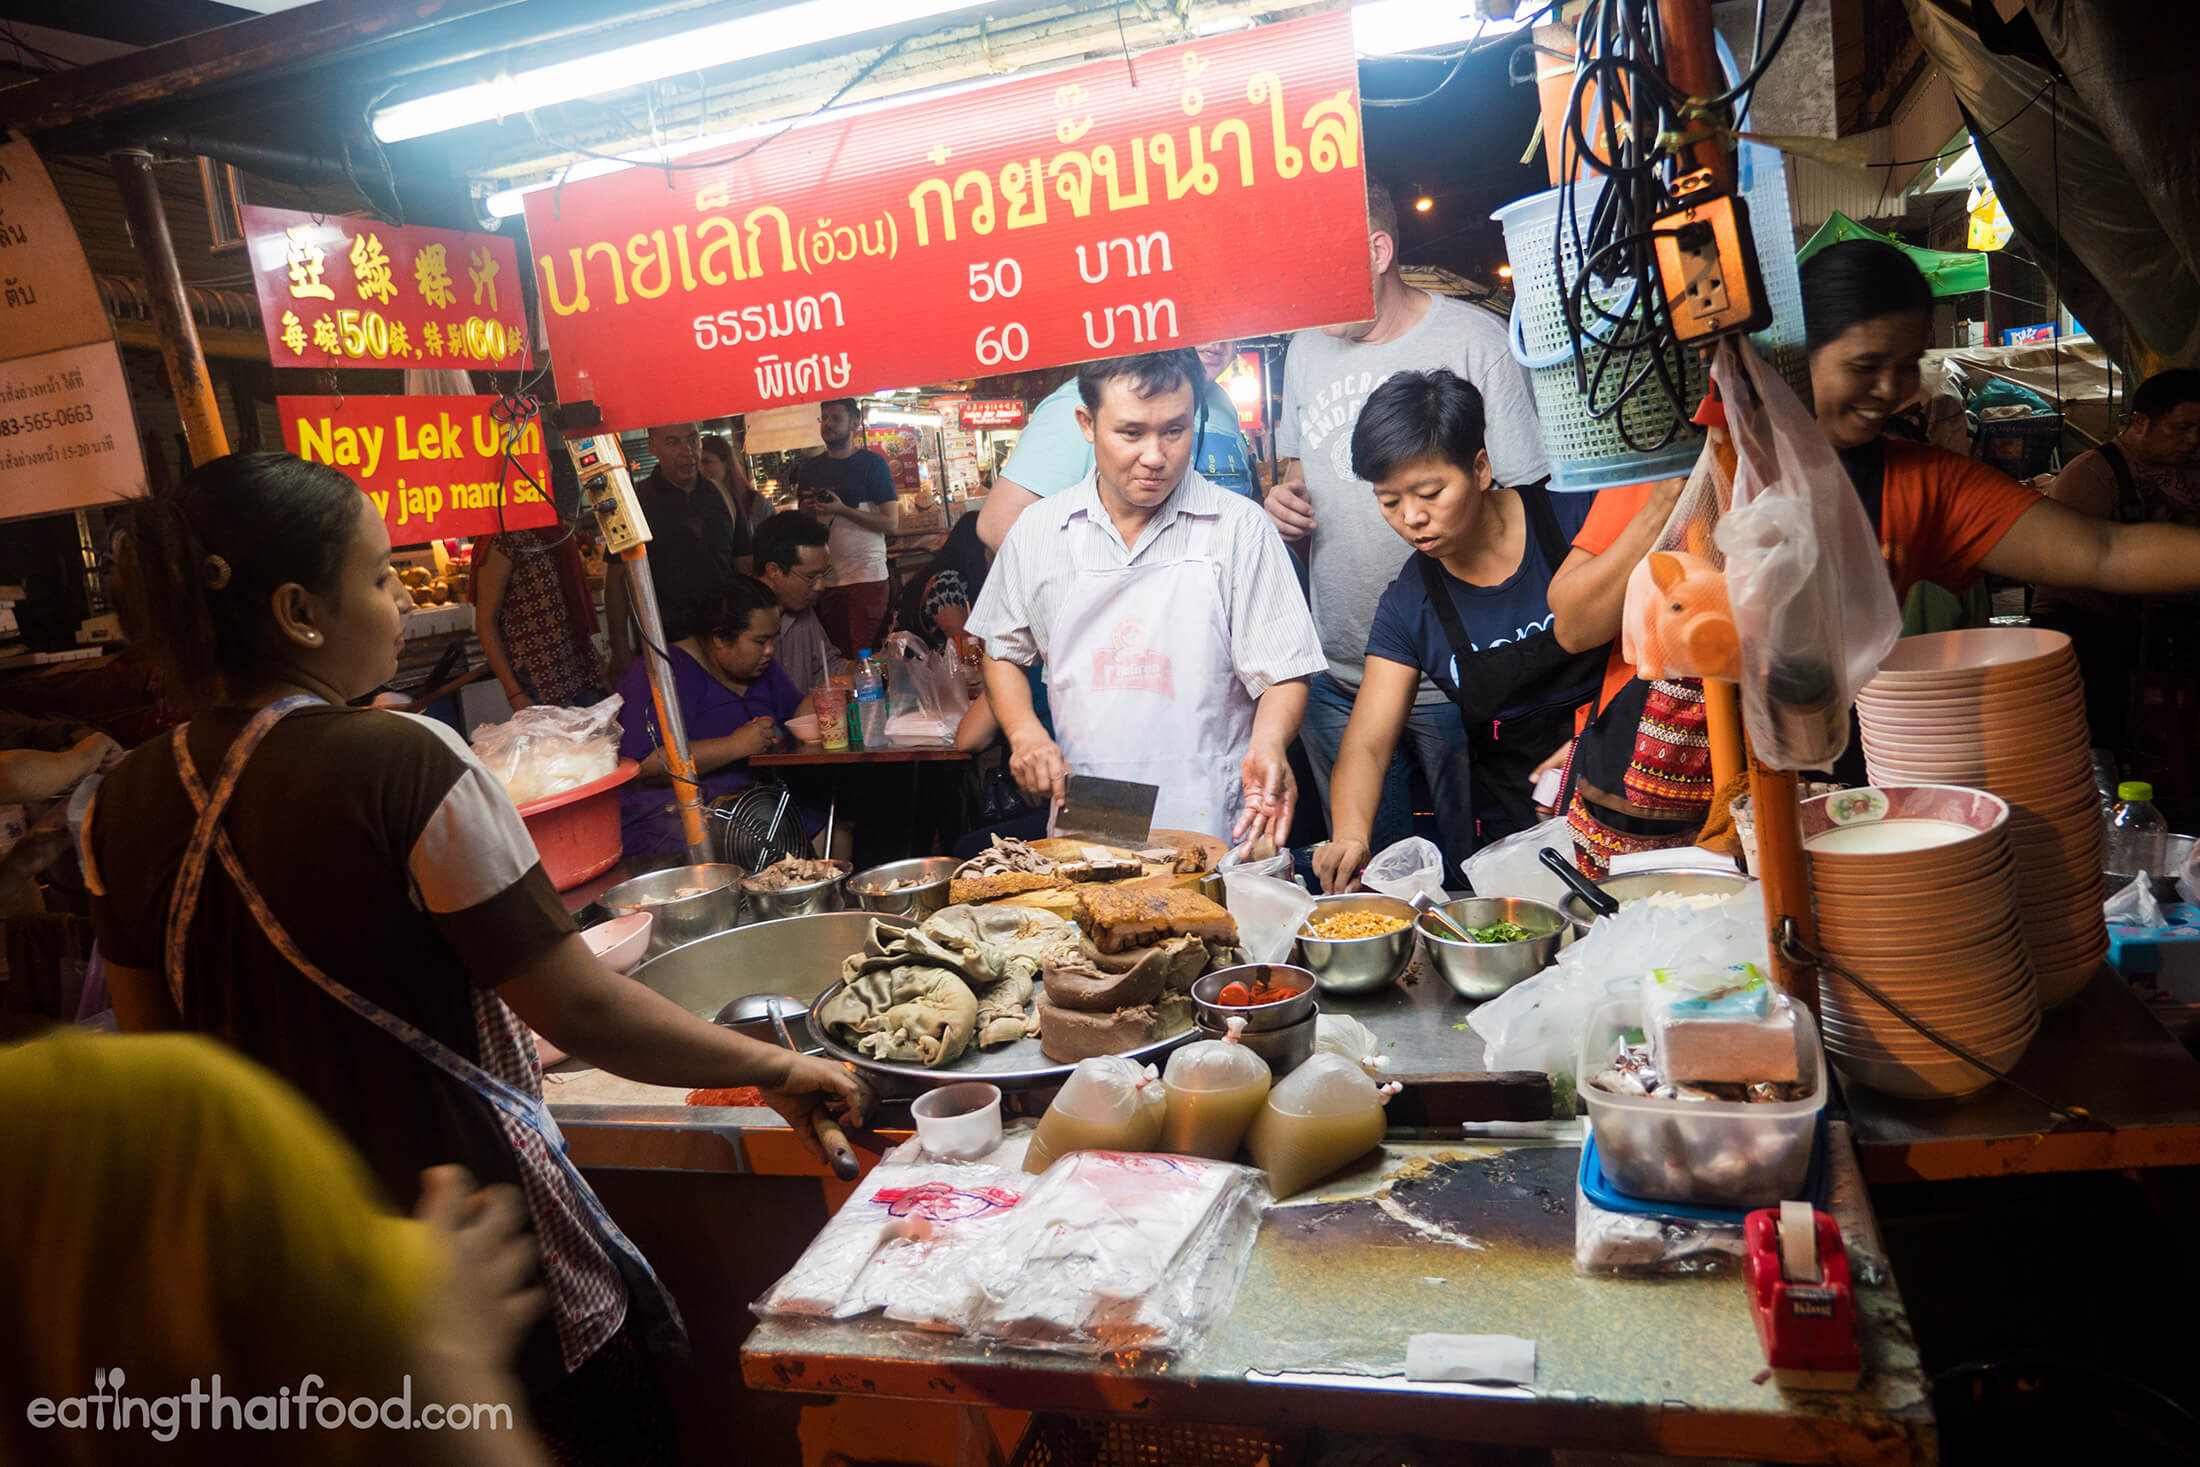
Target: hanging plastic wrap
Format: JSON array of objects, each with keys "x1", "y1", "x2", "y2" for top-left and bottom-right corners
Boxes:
[{"x1": 1710, "y1": 339, "x2": 1902, "y2": 769}]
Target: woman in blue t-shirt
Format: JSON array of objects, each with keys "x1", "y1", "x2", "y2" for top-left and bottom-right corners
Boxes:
[{"x1": 1311, "y1": 370, "x2": 1612, "y2": 892}]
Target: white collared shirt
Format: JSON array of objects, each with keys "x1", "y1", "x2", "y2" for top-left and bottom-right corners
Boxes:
[{"x1": 967, "y1": 470, "x2": 1324, "y2": 698}]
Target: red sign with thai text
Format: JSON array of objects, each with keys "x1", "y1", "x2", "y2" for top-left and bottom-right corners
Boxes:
[
  {"x1": 523, "y1": 11, "x2": 1367, "y2": 430},
  {"x1": 243, "y1": 206, "x2": 530, "y2": 372},
  {"x1": 277, "y1": 394, "x2": 556, "y2": 545},
  {"x1": 959, "y1": 399, "x2": 1027, "y2": 430}
]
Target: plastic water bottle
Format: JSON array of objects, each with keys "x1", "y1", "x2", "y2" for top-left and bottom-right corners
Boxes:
[
  {"x1": 2107, "y1": 781, "x2": 2169, "y2": 875},
  {"x1": 852, "y1": 650, "x2": 889, "y2": 748}
]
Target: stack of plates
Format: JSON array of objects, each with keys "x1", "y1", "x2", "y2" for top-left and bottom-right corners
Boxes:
[
  {"x1": 1803, "y1": 785, "x2": 2040, "y2": 1099},
  {"x1": 1854, "y1": 628, "x2": 2106, "y2": 1006}
]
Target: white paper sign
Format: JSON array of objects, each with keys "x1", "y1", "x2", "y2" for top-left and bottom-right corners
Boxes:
[{"x1": 0, "y1": 342, "x2": 148, "y2": 520}]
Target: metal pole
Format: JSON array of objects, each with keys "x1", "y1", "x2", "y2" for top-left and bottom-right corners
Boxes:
[
  {"x1": 620, "y1": 548, "x2": 712, "y2": 866},
  {"x1": 109, "y1": 149, "x2": 230, "y2": 466}
]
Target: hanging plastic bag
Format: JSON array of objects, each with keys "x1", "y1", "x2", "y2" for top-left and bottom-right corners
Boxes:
[
  {"x1": 1710, "y1": 338, "x2": 1902, "y2": 770},
  {"x1": 469, "y1": 694, "x2": 625, "y2": 805},
  {"x1": 1361, "y1": 836, "x2": 1446, "y2": 907}
]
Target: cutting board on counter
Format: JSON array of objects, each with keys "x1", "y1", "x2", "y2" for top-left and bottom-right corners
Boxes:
[{"x1": 1027, "y1": 827, "x2": 1227, "y2": 880}]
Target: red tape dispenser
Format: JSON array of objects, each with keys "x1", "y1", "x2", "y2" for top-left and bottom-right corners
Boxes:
[{"x1": 1745, "y1": 1200, "x2": 1861, "y2": 1391}]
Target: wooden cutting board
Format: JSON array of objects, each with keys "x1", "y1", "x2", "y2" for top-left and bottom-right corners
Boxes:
[{"x1": 1029, "y1": 827, "x2": 1227, "y2": 885}]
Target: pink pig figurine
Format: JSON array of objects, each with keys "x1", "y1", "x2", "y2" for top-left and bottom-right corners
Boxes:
[{"x1": 1623, "y1": 550, "x2": 1741, "y2": 682}]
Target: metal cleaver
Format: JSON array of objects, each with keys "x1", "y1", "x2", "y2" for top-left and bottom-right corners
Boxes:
[{"x1": 1047, "y1": 774, "x2": 1159, "y2": 848}]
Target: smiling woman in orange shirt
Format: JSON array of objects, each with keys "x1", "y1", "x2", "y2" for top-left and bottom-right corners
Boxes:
[{"x1": 1545, "y1": 239, "x2": 2200, "y2": 872}]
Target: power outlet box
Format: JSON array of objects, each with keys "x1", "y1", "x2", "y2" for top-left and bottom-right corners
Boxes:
[
  {"x1": 565, "y1": 433, "x2": 652, "y2": 553},
  {"x1": 1653, "y1": 188, "x2": 1772, "y2": 343}
]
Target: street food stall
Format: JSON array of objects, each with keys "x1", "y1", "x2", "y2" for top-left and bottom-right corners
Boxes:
[{"x1": 7, "y1": 0, "x2": 2200, "y2": 1464}]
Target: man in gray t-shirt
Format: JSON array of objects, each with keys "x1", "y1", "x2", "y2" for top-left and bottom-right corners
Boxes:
[{"x1": 1268, "y1": 180, "x2": 1548, "y2": 873}]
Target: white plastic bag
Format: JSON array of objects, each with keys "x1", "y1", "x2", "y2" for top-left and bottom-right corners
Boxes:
[
  {"x1": 2180, "y1": 841, "x2": 2200, "y2": 909},
  {"x1": 2105, "y1": 872, "x2": 2166, "y2": 929},
  {"x1": 1362, "y1": 835, "x2": 1446, "y2": 907},
  {"x1": 1466, "y1": 888, "x2": 1768, "y2": 1087},
  {"x1": 1222, "y1": 870, "x2": 1317, "y2": 965},
  {"x1": 1313, "y1": 1013, "x2": 1390, "y2": 1075},
  {"x1": 469, "y1": 694, "x2": 624, "y2": 805},
  {"x1": 1711, "y1": 339, "x2": 1902, "y2": 770},
  {"x1": 1460, "y1": 815, "x2": 1576, "y2": 903},
  {"x1": 882, "y1": 631, "x2": 970, "y2": 743},
  {"x1": 970, "y1": 1150, "x2": 1264, "y2": 1355}
]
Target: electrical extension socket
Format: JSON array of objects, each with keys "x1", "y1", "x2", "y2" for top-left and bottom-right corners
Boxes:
[
  {"x1": 565, "y1": 433, "x2": 652, "y2": 553},
  {"x1": 1653, "y1": 175, "x2": 1772, "y2": 344}
]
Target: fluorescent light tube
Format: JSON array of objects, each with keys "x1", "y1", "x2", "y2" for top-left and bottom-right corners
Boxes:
[{"x1": 375, "y1": 0, "x2": 986, "y2": 144}]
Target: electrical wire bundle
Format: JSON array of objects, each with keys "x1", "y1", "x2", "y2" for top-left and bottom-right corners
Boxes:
[{"x1": 1553, "y1": 0, "x2": 1804, "y2": 449}]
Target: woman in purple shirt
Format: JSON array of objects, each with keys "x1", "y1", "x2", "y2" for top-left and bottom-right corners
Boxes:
[{"x1": 616, "y1": 576, "x2": 813, "y2": 863}]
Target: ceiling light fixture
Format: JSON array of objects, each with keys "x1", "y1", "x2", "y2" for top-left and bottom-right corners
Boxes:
[
  {"x1": 479, "y1": 68, "x2": 1010, "y2": 218},
  {"x1": 374, "y1": 0, "x2": 988, "y2": 144},
  {"x1": 1497, "y1": 264, "x2": 1513, "y2": 279},
  {"x1": 1414, "y1": 195, "x2": 1433, "y2": 212},
  {"x1": 1351, "y1": 0, "x2": 1529, "y2": 57}
]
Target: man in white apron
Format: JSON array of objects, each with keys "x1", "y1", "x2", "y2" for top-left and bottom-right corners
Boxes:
[{"x1": 968, "y1": 349, "x2": 1325, "y2": 844}]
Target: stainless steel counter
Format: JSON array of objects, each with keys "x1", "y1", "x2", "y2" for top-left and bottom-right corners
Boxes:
[{"x1": 548, "y1": 953, "x2": 1522, "y2": 1173}]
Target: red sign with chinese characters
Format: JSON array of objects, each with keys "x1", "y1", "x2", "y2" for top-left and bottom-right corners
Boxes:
[
  {"x1": 242, "y1": 206, "x2": 530, "y2": 372},
  {"x1": 277, "y1": 394, "x2": 555, "y2": 544},
  {"x1": 523, "y1": 11, "x2": 1367, "y2": 430},
  {"x1": 959, "y1": 399, "x2": 1027, "y2": 430}
]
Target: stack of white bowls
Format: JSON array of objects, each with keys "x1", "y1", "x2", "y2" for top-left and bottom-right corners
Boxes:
[
  {"x1": 1854, "y1": 628, "x2": 2106, "y2": 1007},
  {"x1": 1803, "y1": 785, "x2": 2040, "y2": 1100}
]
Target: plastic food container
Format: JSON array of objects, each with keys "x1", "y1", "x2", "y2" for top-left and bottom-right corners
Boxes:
[{"x1": 1577, "y1": 994, "x2": 1824, "y2": 1209}]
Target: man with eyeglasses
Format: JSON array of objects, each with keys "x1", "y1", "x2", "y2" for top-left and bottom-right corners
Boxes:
[{"x1": 753, "y1": 511, "x2": 838, "y2": 687}]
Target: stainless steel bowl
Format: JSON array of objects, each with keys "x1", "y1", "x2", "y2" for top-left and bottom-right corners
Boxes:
[
  {"x1": 1556, "y1": 868, "x2": 1753, "y2": 936},
  {"x1": 849, "y1": 856, "x2": 957, "y2": 917},
  {"x1": 600, "y1": 864, "x2": 745, "y2": 955},
  {"x1": 1419, "y1": 896, "x2": 1567, "y2": 1002},
  {"x1": 740, "y1": 861, "x2": 851, "y2": 920},
  {"x1": 1295, "y1": 893, "x2": 1416, "y2": 995},
  {"x1": 1200, "y1": 1009, "x2": 1316, "y2": 1076},
  {"x1": 1191, "y1": 963, "x2": 1318, "y2": 1032},
  {"x1": 630, "y1": 911, "x2": 911, "y2": 1019}
]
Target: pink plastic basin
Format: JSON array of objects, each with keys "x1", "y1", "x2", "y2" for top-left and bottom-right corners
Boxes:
[{"x1": 516, "y1": 759, "x2": 640, "y2": 891}]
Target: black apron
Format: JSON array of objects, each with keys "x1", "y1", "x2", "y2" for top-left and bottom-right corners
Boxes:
[{"x1": 1418, "y1": 479, "x2": 1611, "y2": 841}]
